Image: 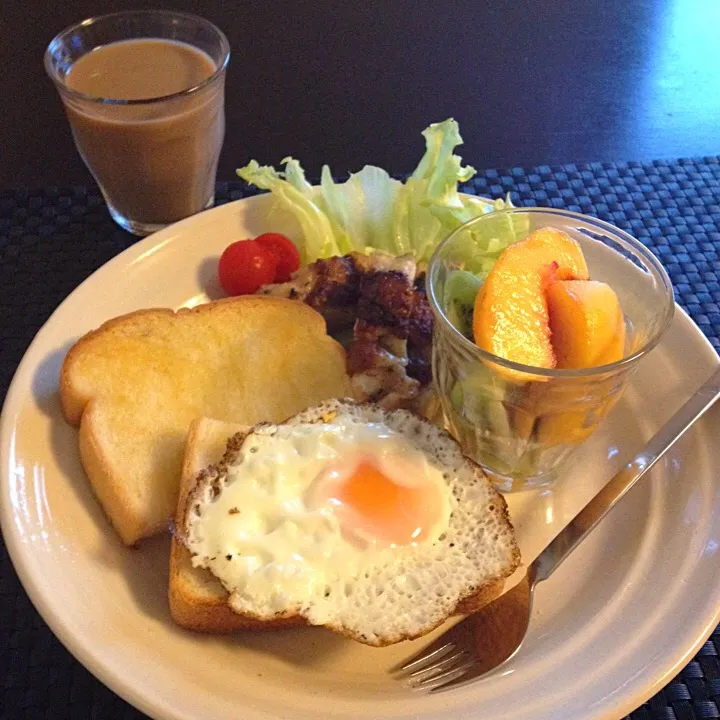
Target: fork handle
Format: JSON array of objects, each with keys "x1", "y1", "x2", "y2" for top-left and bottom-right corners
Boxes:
[{"x1": 531, "y1": 365, "x2": 720, "y2": 584}]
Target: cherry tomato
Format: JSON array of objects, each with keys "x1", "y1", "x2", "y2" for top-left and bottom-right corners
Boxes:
[
  {"x1": 255, "y1": 233, "x2": 301, "y2": 282},
  {"x1": 218, "y1": 239, "x2": 278, "y2": 296}
]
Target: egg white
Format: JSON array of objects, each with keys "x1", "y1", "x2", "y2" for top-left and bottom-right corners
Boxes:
[{"x1": 185, "y1": 419, "x2": 452, "y2": 618}]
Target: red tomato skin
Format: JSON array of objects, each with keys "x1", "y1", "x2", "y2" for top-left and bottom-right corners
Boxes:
[
  {"x1": 218, "y1": 240, "x2": 278, "y2": 296},
  {"x1": 255, "y1": 233, "x2": 301, "y2": 282}
]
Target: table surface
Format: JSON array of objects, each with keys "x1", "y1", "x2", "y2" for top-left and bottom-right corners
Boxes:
[
  {"x1": 3, "y1": 0, "x2": 720, "y2": 187},
  {"x1": 3, "y1": 2, "x2": 720, "y2": 720}
]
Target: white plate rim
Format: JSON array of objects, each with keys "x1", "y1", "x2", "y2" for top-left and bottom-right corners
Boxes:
[{"x1": 2, "y1": 195, "x2": 720, "y2": 720}]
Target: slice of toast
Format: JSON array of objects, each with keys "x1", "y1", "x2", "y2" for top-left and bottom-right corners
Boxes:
[
  {"x1": 173, "y1": 403, "x2": 516, "y2": 643},
  {"x1": 169, "y1": 417, "x2": 304, "y2": 632},
  {"x1": 60, "y1": 296, "x2": 353, "y2": 546},
  {"x1": 170, "y1": 417, "x2": 506, "y2": 634}
]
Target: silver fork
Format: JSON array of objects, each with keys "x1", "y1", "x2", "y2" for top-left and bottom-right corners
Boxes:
[{"x1": 394, "y1": 365, "x2": 720, "y2": 693}]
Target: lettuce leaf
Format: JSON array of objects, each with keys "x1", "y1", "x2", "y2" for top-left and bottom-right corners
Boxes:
[
  {"x1": 236, "y1": 119, "x2": 518, "y2": 264},
  {"x1": 320, "y1": 164, "x2": 402, "y2": 256}
]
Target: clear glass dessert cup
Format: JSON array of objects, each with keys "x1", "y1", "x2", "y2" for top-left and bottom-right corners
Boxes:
[{"x1": 426, "y1": 208, "x2": 675, "y2": 492}]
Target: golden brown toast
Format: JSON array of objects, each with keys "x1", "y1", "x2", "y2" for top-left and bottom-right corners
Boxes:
[
  {"x1": 173, "y1": 403, "x2": 517, "y2": 644},
  {"x1": 60, "y1": 296, "x2": 353, "y2": 545}
]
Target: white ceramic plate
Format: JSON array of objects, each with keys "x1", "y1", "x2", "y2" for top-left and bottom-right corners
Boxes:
[{"x1": 2, "y1": 194, "x2": 720, "y2": 720}]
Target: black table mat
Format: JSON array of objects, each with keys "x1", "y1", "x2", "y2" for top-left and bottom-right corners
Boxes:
[{"x1": 2, "y1": 159, "x2": 719, "y2": 719}]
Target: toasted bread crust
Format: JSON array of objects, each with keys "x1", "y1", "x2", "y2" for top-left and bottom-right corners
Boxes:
[
  {"x1": 455, "y1": 577, "x2": 506, "y2": 614},
  {"x1": 169, "y1": 540, "x2": 305, "y2": 632},
  {"x1": 78, "y1": 400, "x2": 162, "y2": 546}
]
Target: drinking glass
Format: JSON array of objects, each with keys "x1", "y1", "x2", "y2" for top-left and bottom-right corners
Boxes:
[
  {"x1": 45, "y1": 10, "x2": 230, "y2": 236},
  {"x1": 427, "y1": 208, "x2": 675, "y2": 491}
]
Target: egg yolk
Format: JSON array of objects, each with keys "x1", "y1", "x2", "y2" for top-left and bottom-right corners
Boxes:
[{"x1": 320, "y1": 460, "x2": 442, "y2": 547}]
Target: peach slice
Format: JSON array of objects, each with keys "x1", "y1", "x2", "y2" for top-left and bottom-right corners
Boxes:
[
  {"x1": 533, "y1": 280, "x2": 626, "y2": 445},
  {"x1": 537, "y1": 396, "x2": 620, "y2": 446},
  {"x1": 473, "y1": 227, "x2": 589, "y2": 374},
  {"x1": 547, "y1": 280, "x2": 626, "y2": 369}
]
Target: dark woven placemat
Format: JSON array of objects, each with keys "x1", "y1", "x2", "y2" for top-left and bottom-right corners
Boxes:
[{"x1": 1, "y1": 158, "x2": 719, "y2": 719}]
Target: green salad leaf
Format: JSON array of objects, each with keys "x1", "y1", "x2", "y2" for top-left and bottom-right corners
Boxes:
[{"x1": 236, "y1": 118, "x2": 517, "y2": 264}]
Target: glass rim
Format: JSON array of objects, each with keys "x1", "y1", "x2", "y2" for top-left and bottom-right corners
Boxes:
[
  {"x1": 426, "y1": 206, "x2": 676, "y2": 379},
  {"x1": 44, "y1": 9, "x2": 230, "y2": 106}
]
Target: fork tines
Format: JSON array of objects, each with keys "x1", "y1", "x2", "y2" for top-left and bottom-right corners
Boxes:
[{"x1": 393, "y1": 642, "x2": 477, "y2": 692}]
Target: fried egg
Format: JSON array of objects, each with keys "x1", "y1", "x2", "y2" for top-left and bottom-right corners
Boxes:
[{"x1": 182, "y1": 400, "x2": 519, "y2": 646}]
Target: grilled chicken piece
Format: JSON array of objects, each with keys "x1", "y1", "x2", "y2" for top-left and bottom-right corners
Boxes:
[
  {"x1": 346, "y1": 340, "x2": 420, "y2": 410},
  {"x1": 258, "y1": 255, "x2": 360, "y2": 333},
  {"x1": 348, "y1": 257, "x2": 420, "y2": 406},
  {"x1": 257, "y1": 264, "x2": 314, "y2": 301},
  {"x1": 351, "y1": 252, "x2": 416, "y2": 279},
  {"x1": 258, "y1": 251, "x2": 430, "y2": 409},
  {"x1": 406, "y1": 273, "x2": 433, "y2": 384},
  {"x1": 355, "y1": 269, "x2": 418, "y2": 357},
  {"x1": 259, "y1": 253, "x2": 415, "y2": 313},
  {"x1": 306, "y1": 255, "x2": 360, "y2": 314}
]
